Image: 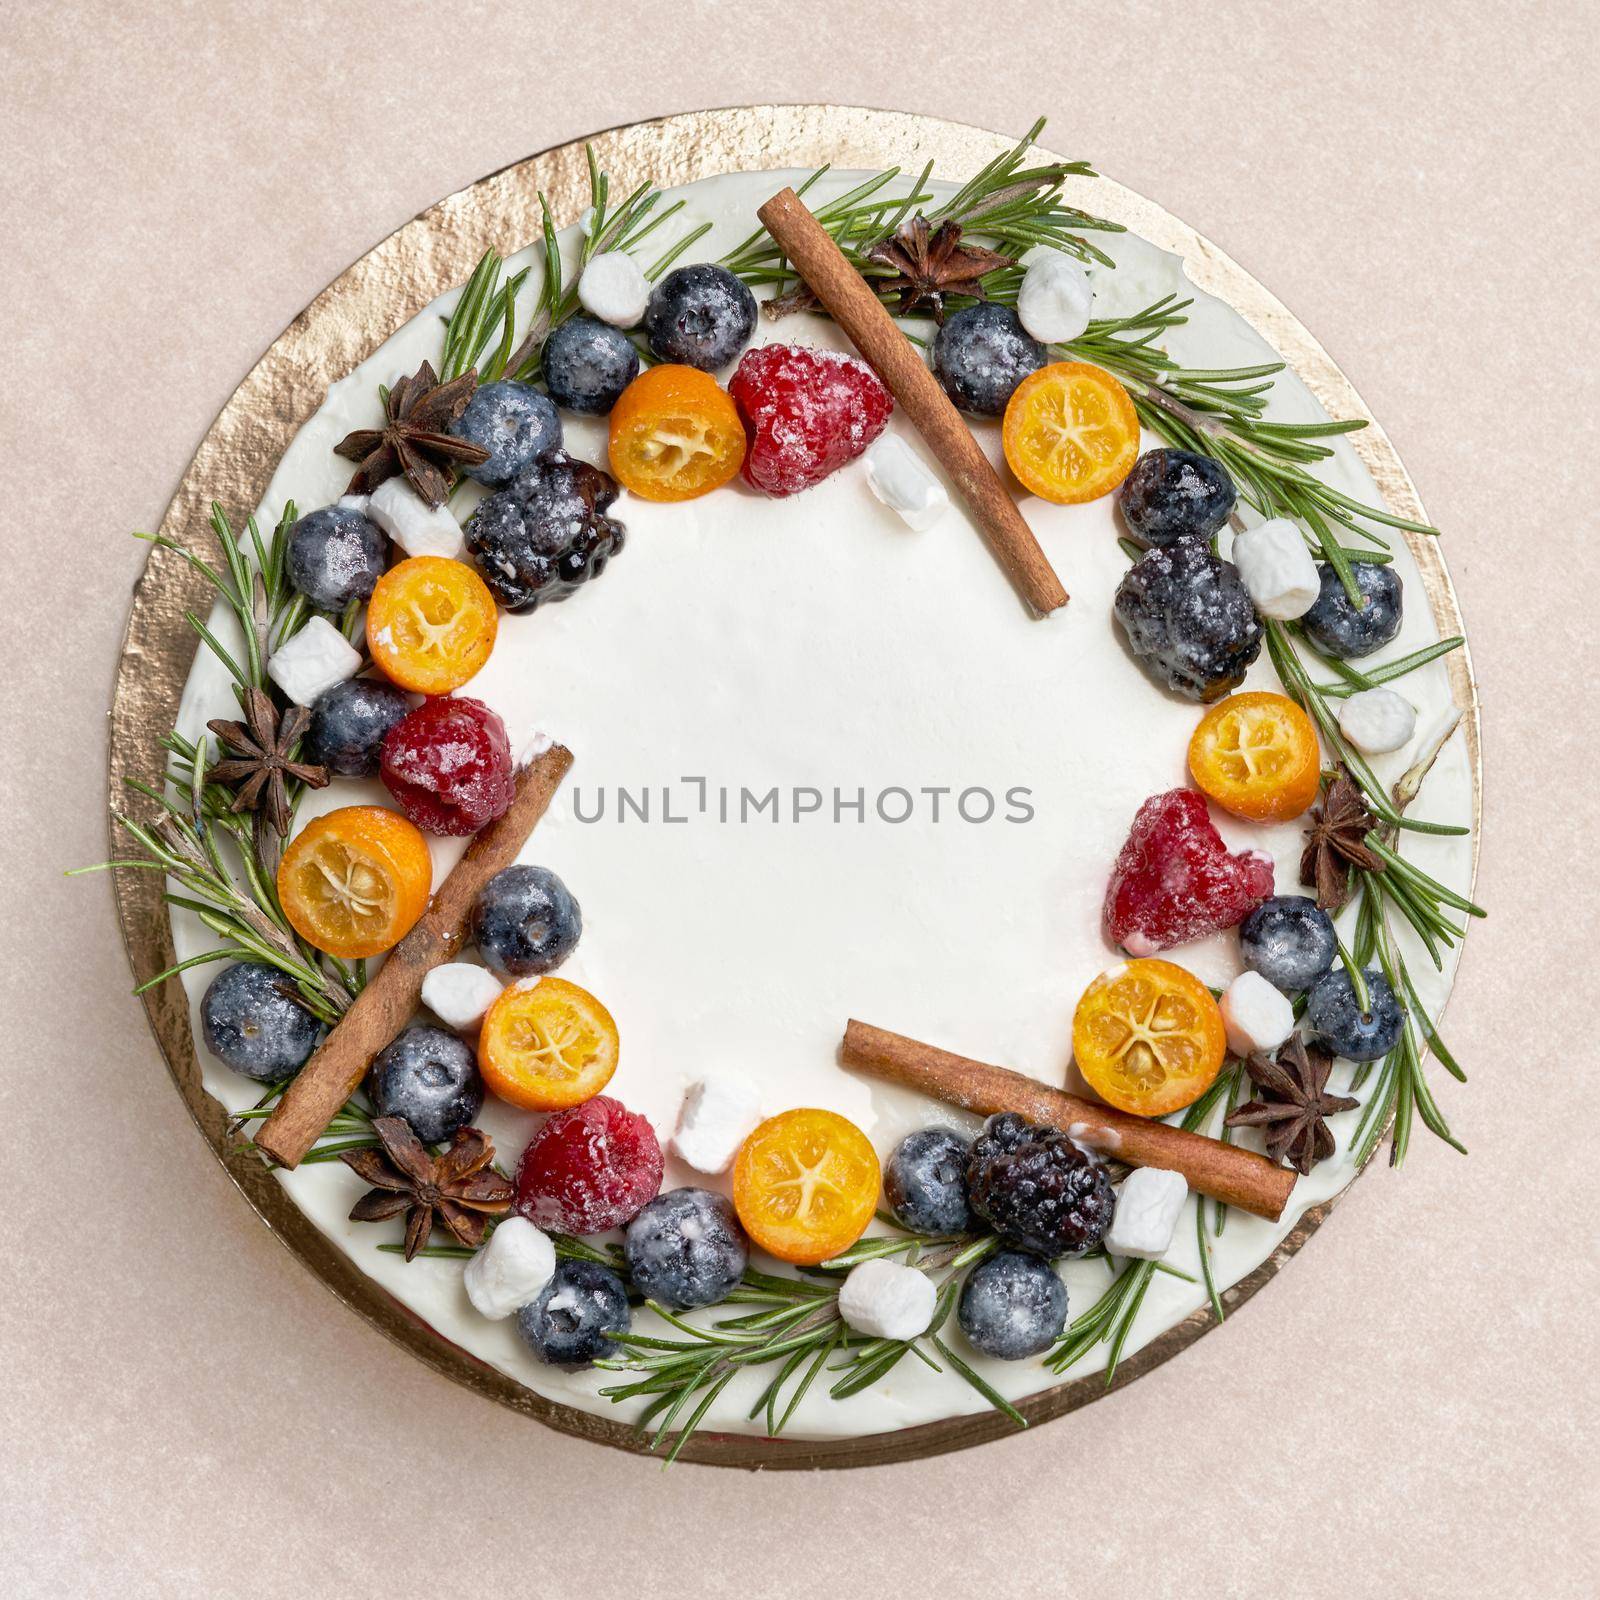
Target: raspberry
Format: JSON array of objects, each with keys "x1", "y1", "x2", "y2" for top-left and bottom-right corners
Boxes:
[
  {"x1": 1104, "y1": 789, "x2": 1274, "y2": 955},
  {"x1": 514, "y1": 1095, "x2": 663, "y2": 1235},
  {"x1": 380, "y1": 696, "x2": 514, "y2": 836},
  {"x1": 728, "y1": 344, "x2": 893, "y2": 497},
  {"x1": 966, "y1": 1114, "x2": 1114, "y2": 1258}
]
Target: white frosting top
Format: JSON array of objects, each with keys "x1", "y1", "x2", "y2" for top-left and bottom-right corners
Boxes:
[{"x1": 169, "y1": 167, "x2": 1474, "y2": 1440}]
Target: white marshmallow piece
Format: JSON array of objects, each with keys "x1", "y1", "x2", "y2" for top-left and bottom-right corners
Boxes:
[
  {"x1": 266, "y1": 616, "x2": 362, "y2": 707},
  {"x1": 367, "y1": 477, "x2": 465, "y2": 560},
  {"x1": 1338, "y1": 687, "x2": 1418, "y2": 755},
  {"x1": 670, "y1": 1073, "x2": 761, "y2": 1175},
  {"x1": 421, "y1": 962, "x2": 504, "y2": 1031},
  {"x1": 463, "y1": 1218, "x2": 556, "y2": 1320},
  {"x1": 1230, "y1": 518, "x2": 1321, "y2": 620},
  {"x1": 1105, "y1": 1168, "x2": 1189, "y2": 1261},
  {"x1": 1220, "y1": 970, "x2": 1296, "y2": 1057},
  {"x1": 337, "y1": 493, "x2": 371, "y2": 515},
  {"x1": 1016, "y1": 251, "x2": 1094, "y2": 344},
  {"x1": 864, "y1": 434, "x2": 949, "y2": 531},
  {"x1": 578, "y1": 250, "x2": 651, "y2": 329},
  {"x1": 837, "y1": 1259, "x2": 937, "y2": 1342}
]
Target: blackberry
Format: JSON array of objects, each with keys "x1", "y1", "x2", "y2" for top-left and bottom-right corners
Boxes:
[
  {"x1": 931, "y1": 303, "x2": 1046, "y2": 416},
  {"x1": 644, "y1": 264, "x2": 756, "y2": 371},
  {"x1": 447, "y1": 380, "x2": 561, "y2": 487},
  {"x1": 1239, "y1": 895, "x2": 1337, "y2": 994},
  {"x1": 1114, "y1": 537, "x2": 1263, "y2": 702},
  {"x1": 515, "y1": 1259, "x2": 630, "y2": 1369},
  {"x1": 1119, "y1": 448, "x2": 1237, "y2": 546},
  {"x1": 1301, "y1": 562, "x2": 1403, "y2": 659},
  {"x1": 966, "y1": 1114, "x2": 1115, "y2": 1258},
  {"x1": 285, "y1": 505, "x2": 387, "y2": 611},
  {"x1": 366, "y1": 1024, "x2": 484, "y2": 1143},
  {"x1": 884, "y1": 1128, "x2": 973, "y2": 1235},
  {"x1": 957, "y1": 1250, "x2": 1067, "y2": 1359},
  {"x1": 464, "y1": 451, "x2": 624, "y2": 611},
  {"x1": 304, "y1": 677, "x2": 412, "y2": 778},
  {"x1": 542, "y1": 315, "x2": 640, "y2": 415},
  {"x1": 1304, "y1": 968, "x2": 1404, "y2": 1062},
  {"x1": 624, "y1": 1188, "x2": 748, "y2": 1309}
]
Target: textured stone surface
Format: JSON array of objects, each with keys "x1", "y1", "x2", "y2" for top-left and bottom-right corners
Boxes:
[{"x1": 1, "y1": 4, "x2": 1596, "y2": 1597}]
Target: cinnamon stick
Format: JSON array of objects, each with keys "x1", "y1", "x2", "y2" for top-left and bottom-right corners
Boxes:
[
  {"x1": 755, "y1": 187, "x2": 1068, "y2": 617},
  {"x1": 842, "y1": 1019, "x2": 1296, "y2": 1222},
  {"x1": 253, "y1": 744, "x2": 574, "y2": 1170}
]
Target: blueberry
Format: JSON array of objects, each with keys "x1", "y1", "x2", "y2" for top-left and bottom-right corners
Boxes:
[
  {"x1": 448, "y1": 380, "x2": 562, "y2": 487},
  {"x1": 464, "y1": 451, "x2": 625, "y2": 612},
  {"x1": 884, "y1": 1128, "x2": 973, "y2": 1235},
  {"x1": 957, "y1": 1250, "x2": 1067, "y2": 1360},
  {"x1": 1301, "y1": 562, "x2": 1403, "y2": 659},
  {"x1": 1114, "y1": 537, "x2": 1263, "y2": 702},
  {"x1": 1304, "y1": 968, "x2": 1404, "y2": 1062},
  {"x1": 931, "y1": 303, "x2": 1047, "y2": 416},
  {"x1": 285, "y1": 505, "x2": 388, "y2": 611},
  {"x1": 200, "y1": 961, "x2": 323, "y2": 1082},
  {"x1": 366, "y1": 1024, "x2": 484, "y2": 1143},
  {"x1": 515, "y1": 1259, "x2": 630, "y2": 1368},
  {"x1": 471, "y1": 864, "x2": 581, "y2": 978},
  {"x1": 1239, "y1": 896, "x2": 1338, "y2": 994},
  {"x1": 966, "y1": 1114, "x2": 1115, "y2": 1258},
  {"x1": 542, "y1": 316, "x2": 640, "y2": 415},
  {"x1": 624, "y1": 1188, "x2": 748, "y2": 1309},
  {"x1": 1119, "y1": 448, "x2": 1237, "y2": 546},
  {"x1": 303, "y1": 677, "x2": 412, "y2": 778},
  {"x1": 644, "y1": 264, "x2": 757, "y2": 371}
]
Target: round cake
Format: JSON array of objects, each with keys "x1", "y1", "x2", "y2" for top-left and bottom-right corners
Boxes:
[{"x1": 149, "y1": 135, "x2": 1477, "y2": 1452}]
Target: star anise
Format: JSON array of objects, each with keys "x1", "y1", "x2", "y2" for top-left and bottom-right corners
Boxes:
[
  {"x1": 1225, "y1": 1034, "x2": 1358, "y2": 1175},
  {"x1": 340, "y1": 1117, "x2": 514, "y2": 1262},
  {"x1": 206, "y1": 686, "x2": 329, "y2": 836},
  {"x1": 333, "y1": 360, "x2": 490, "y2": 508},
  {"x1": 1300, "y1": 769, "x2": 1383, "y2": 911},
  {"x1": 862, "y1": 214, "x2": 1015, "y2": 321}
]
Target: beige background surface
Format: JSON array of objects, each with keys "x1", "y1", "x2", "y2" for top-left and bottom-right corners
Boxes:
[{"x1": 2, "y1": 2, "x2": 1597, "y2": 1595}]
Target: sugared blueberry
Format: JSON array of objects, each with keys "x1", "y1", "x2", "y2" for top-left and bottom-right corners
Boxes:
[
  {"x1": 1114, "y1": 537, "x2": 1263, "y2": 702},
  {"x1": 200, "y1": 961, "x2": 323, "y2": 1082},
  {"x1": 957, "y1": 1250, "x2": 1068, "y2": 1360},
  {"x1": 465, "y1": 451, "x2": 625, "y2": 612},
  {"x1": 285, "y1": 505, "x2": 388, "y2": 611},
  {"x1": 447, "y1": 380, "x2": 561, "y2": 487},
  {"x1": 380, "y1": 696, "x2": 514, "y2": 836},
  {"x1": 1239, "y1": 896, "x2": 1337, "y2": 994},
  {"x1": 471, "y1": 864, "x2": 581, "y2": 978},
  {"x1": 966, "y1": 1114, "x2": 1116, "y2": 1258},
  {"x1": 542, "y1": 315, "x2": 640, "y2": 415},
  {"x1": 644, "y1": 263, "x2": 757, "y2": 371},
  {"x1": 366, "y1": 1024, "x2": 484, "y2": 1143},
  {"x1": 515, "y1": 1259, "x2": 630, "y2": 1368},
  {"x1": 931, "y1": 303, "x2": 1046, "y2": 416},
  {"x1": 1304, "y1": 968, "x2": 1405, "y2": 1062},
  {"x1": 884, "y1": 1128, "x2": 973, "y2": 1236},
  {"x1": 1119, "y1": 448, "x2": 1237, "y2": 546},
  {"x1": 1300, "y1": 562, "x2": 1403, "y2": 659},
  {"x1": 624, "y1": 1188, "x2": 749, "y2": 1309},
  {"x1": 303, "y1": 676, "x2": 412, "y2": 778}
]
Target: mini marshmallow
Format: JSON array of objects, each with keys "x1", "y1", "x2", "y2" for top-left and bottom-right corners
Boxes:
[
  {"x1": 1016, "y1": 250, "x2": 1094, "y2": 344},
  {"x1": 1338, "y1": 687, "x2": 1417, "y2": 755},
  {"x1": 837, "y1": 1258, "x2": 937, "y2": 1342},
  {"x1": 1230, "y1": 518, "x2": 1320, "y2": 620},
  {"x1": 337, "y1": 493, "x2": 371, "y2": 515},
  {"x1": 266, "y1": 616, "x2": 362, "y2": 707},
  {"x1": 421, "y1": 962, "x2": 504, "y2": 1031},
  {"x1": 578, "y1": 250, "x2": 651, "y2": 328},
  {"x1": 670, "y1": 1072, "x2": 761, "y2": 1175},
  {"x1": 1105, "y1": 1167, "x2": 1188, "y2": 1261},
  {"x1": 864, "y1": 434, "x2": 948, "y2": 531},
  {"x1": 367, "y1": 477, "x2": 465, "y2": 560},
  {"x1": 463, "y1": 1217, "x2": 556, "y2": 1320},
  {"x1": 1220, "y1": 970, "x2": 1296, "y2": 1057}
]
